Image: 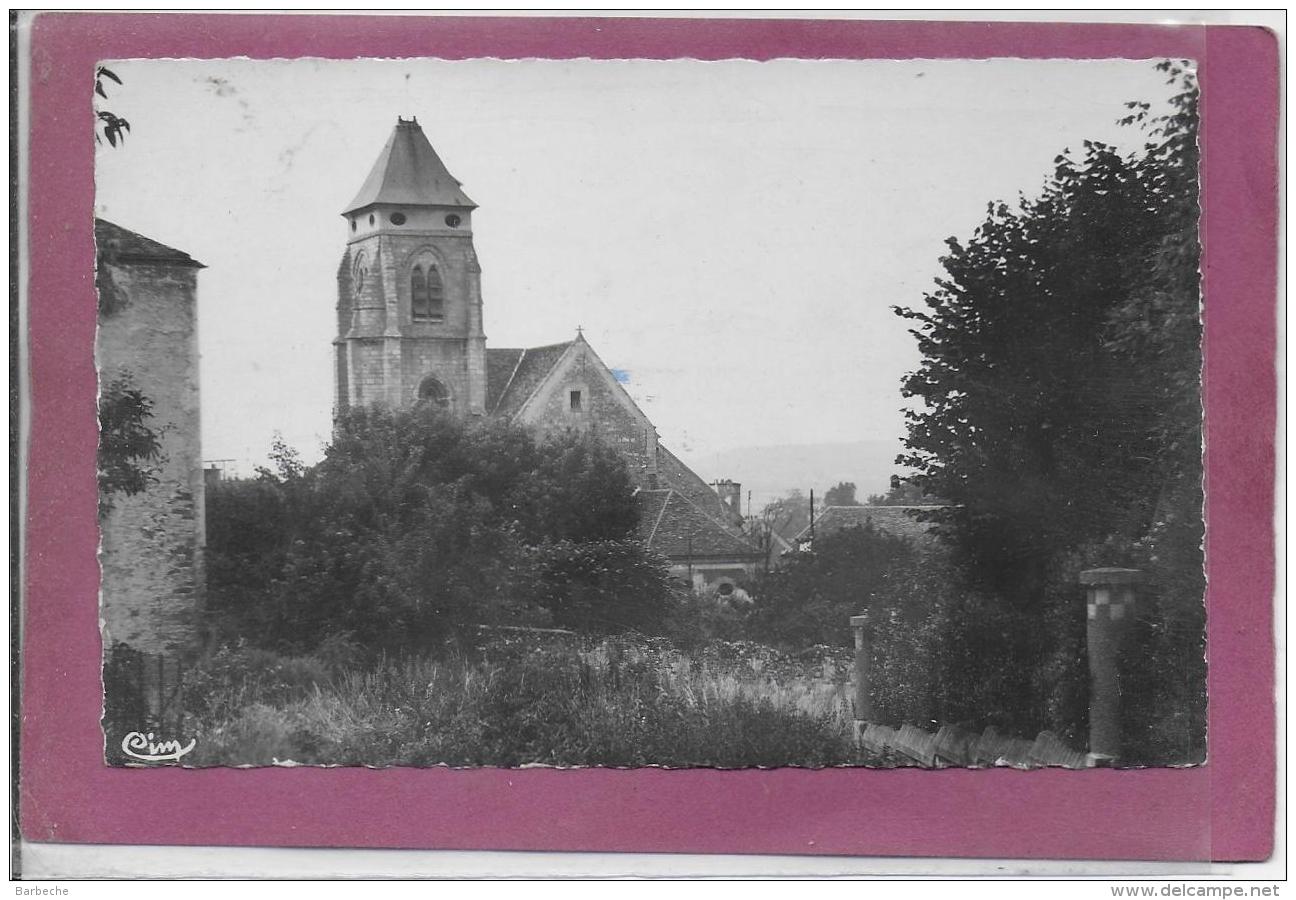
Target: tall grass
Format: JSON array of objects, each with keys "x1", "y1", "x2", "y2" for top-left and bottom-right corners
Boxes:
[{"x1": 184, "y1": 636, "x2": 864, "y2": 768}]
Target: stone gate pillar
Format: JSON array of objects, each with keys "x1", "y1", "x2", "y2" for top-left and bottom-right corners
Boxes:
[
  {"x1": 1079, "y1": 567, "x2": 1142, "y2": 762},
  {"x1": 850, "y1": 613, "x2": 875, "y2": 723}
]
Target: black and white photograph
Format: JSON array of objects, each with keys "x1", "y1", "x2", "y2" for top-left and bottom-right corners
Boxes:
[{"x1": 94, "y1": 56, "x2": 1205, "y2": 769}]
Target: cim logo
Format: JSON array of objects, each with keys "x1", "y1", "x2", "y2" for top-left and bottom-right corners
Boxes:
[{"x1": 121, "y1": 731, "x2": 196, "y2": 763}]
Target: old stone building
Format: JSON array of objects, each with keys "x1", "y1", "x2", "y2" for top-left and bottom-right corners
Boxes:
[
  {"x1": 95, "y1": 218, "x2": 206, "y2": 729},
  {"x1": 335, "y1": 117, "x2": 762, "y2": 589}
]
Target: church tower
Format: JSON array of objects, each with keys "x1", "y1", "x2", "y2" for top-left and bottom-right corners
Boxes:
[{"x1": 334, "y1": 116, "x2": 487, "y2": 418}]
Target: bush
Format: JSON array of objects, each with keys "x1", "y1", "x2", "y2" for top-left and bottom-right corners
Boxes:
[
  {"x1": 532, "y1": 540, "x2": 675, "y2": 635},
  {"x1": 204, "y1": 408, "x2": 672, "y2": 655},
  {"x1": 746, "y1": 524, "x2": 922, "y2": 650}
]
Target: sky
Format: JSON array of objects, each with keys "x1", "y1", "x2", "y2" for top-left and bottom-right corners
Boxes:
[{"x1": 94, "y1": 57, "x2": 1183, "y2": 490}]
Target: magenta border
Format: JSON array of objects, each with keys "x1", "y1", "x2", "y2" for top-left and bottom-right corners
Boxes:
[{"x1": 20, "y1": 15, "x2": 1277, "y2": 861}]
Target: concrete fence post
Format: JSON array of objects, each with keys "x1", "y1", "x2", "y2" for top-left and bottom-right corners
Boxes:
[
  {"x1": 850, "y1": 613, "x2": 874, "y2": 723},
  {"x1": 1079, "y1": 567, "x2": 1142, "y2": 762}
]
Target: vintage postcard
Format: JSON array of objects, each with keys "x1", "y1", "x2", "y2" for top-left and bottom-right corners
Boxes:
[
  {"x1": 17, "y1": 12, "x2": 1277, "y2": 866},
  {"x1": 93, "y1": 55, "x2": 1205, "y2": 769}
]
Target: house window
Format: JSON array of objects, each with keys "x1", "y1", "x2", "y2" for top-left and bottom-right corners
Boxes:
[
  {"x1": 412, "y1": 264, "x2": 444, "y2": 320},
  {"x1": 569, "y1": 390, "x2": 582, "y2": 411}
]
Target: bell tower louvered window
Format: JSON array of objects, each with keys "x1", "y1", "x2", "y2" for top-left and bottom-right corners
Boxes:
[{"x1": 411, "y1": 264, "x2": 445, "y2": 320}]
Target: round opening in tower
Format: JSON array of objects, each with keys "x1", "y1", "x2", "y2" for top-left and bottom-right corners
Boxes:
[
  {"x1": 445, "y1": 214, "x2": 461, "y2": 228},
  {"x1": 390, "y1": 212, "x2": 407, "y2": 226}
]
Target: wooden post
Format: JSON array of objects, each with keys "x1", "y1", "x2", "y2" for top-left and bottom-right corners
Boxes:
[
  {"x1": 1079, "y1": 567, "x2": 1142, "y2": 763},
  {"x1": 809, "y1": 489, "x2": 816, "y2": 544},
  {"x1": 850, "y1": 613, "x2": 874, "y2": 723}
]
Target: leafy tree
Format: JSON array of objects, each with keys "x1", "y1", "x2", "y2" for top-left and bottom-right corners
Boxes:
[
  {"x1": 895, "y1": 63, "x2": 1200, "y2": 602},
  {"x1": 532, "y1": 540, "x2": 674, "y2": 634},
  {"x1": 823, "y1": 481, "x2": 861, "y2": 506},
  {"x1": 760, "y1": 490, "x2": 811, "y2": 543},
  {"x1": 747, "y1": 524, "x2": 920, "y2": 649},
  {"x1": 97, "y1": 373, "x2": 163, "y2": 516},
  {"x1": 865, "y1": 474, "x2": 940, "y2": 506},
  {"x1": 205, "y1": 406, "x2": 666, "y2": 653},
  {"x1": 892, "y1": 62, "x2": 1202, "y2": 756}
]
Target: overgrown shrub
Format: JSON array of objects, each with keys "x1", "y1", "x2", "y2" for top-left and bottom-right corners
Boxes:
[
  {"x1": 204, "y1": 408, "x2": 670, "y2": 655},
  {"x1": 746, "y1": 524, "x2": 921, "y2": 650},
  {"x1": 531, "y1": 539, "x2": 676, "y2": 635}
]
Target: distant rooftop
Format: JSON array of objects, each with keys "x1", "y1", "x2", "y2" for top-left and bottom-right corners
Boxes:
[
  {"x1": 343, "y1": 116, "x2": 476, "y2": 215},
  {"x1": 94, "y1": 218, "x2": 204, "y2": 268},
  {"x1": 638, "y1": 489, "x2": 762, "y2": 560},
  {"x1": 793, "y1": 505, "x2": 945, "y2": 546}
]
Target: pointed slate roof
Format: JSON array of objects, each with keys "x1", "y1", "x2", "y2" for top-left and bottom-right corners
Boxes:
[{"x1": 344, "y1": 117, "x2": 475, "y2": 214}]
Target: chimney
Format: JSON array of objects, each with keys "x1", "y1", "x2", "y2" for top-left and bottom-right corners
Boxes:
[{"x1": 714, "y1": 479, "x2": 742, "y2": 515}]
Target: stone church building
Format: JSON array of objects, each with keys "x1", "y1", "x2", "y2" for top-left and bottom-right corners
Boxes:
[{"x1": 334, "y1": 117, "x2": 762, "y2": 591}]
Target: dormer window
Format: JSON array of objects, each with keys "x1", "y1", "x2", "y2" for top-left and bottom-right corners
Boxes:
[{"x1": 411, "y1": 264, "x2": 444, "y2": 320}]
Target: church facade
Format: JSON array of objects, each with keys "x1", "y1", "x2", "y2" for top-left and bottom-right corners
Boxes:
[{"x1": 334, "y1": 117, "x2": 762, "y2": 591}]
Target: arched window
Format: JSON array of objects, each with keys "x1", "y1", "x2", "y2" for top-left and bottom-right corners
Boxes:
[
  {"x1": 411, "y1": 263, "x2": 445, "y2": 320},
  {"x1": 352, "y1": 252, "x2": 368, "y2": 299},
  {"x1": 417, "y1": 375, "x2": 450, "y2": 408}
]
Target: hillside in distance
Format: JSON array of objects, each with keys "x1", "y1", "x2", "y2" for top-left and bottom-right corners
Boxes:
[{"x1": 689, "y1": 439, "x2": 907, "y2": 510}]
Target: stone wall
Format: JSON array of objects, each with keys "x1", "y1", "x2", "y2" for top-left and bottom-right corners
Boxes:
[
  {"x1": 96, "y1": 259, "x2": 204, "y2": 659},
  {"x1": 520, "y1": 343, "x2": 659, "y2": 486},
  {"x1": 337, "y1": 229, "x2": 486, "y2": 413}
]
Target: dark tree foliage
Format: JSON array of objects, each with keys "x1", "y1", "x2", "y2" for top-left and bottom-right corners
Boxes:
[
  {"x1": 532, "y1": 540, "x2": 675, "y2": 634},
  {"x1": 897, "y1": 62, "x2": 1199, "y2": 596},
  {"x1": 206, "y1": 406, "x2": 668, "y2": 654},
  {"x1": 893, "y1": 63, "x2": 1203, "y2": 758},
  {"x1": 866, "y1": 474, "x2": 941, "y2": 506},
  {"x1": 747, "y1": 524, "x2": 921, "y2": 649},
  {"x1": 98, "y1": 374, "x2": 163, "y2": 516},
  {"x1": 823, "y1": 481, "x2": 861, "y2": 507}
]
